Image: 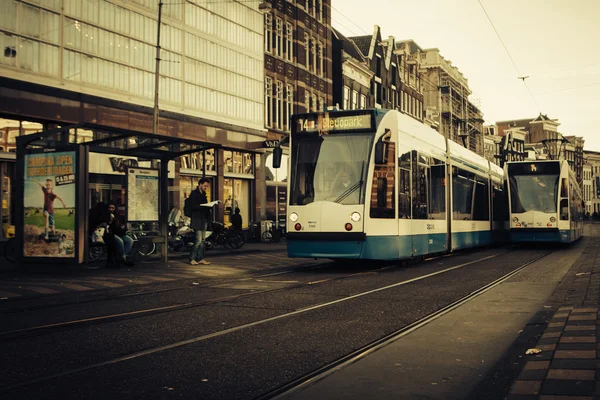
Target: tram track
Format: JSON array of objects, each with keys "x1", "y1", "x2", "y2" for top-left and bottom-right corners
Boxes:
[
  {"x1": 0, "y1": 247, "x2": 514, "y2": 340},
  {"x1": 0, "y1": 261, "x2": 327, "y2": 315},
  {"x1": 0, "y1": 262, "x2": 378, "y2": 342},
  {"x1": 0, "y1": 247, "x2": 543, "y2": 395},
  {"x1": 258, "y1": 249, "x2": 555, "y2": 400}
]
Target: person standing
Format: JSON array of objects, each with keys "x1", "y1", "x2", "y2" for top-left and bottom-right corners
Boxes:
[
  {"x1": 231, "y1": 207, "x2": 243, "y2": 232},
  {"x1": 189, "y1": 177, "x2": 214, "y2": 265},
  {"x1": 32, "y1": 178, "x2": 67, "y2": 240}
]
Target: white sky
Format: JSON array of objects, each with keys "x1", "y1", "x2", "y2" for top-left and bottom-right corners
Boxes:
[{"x1": 331, "y1": 0, "x2": 600, "y2": 150}]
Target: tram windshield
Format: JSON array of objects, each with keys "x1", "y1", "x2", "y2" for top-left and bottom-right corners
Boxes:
[
  {"x1": 508, "y1": 163, "x2": 560, "y2": 213},
  {"x1": 289, "y1": 133, "x2": 373, "y2": 205}
]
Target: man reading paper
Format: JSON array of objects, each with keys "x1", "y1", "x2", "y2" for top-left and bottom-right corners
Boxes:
[{"x1": 188, "y1": 177, "x2": 220, "y2": 265}]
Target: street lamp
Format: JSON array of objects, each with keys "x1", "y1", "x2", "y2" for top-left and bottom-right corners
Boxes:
[{"x1": 541, "y1": 134, "x2": 567, "y2": 160}]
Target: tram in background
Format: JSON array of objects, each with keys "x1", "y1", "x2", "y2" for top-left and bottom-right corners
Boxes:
[
  {"x1": 506, "y1": 160, "x2": 583, "y2": 243},
  {"x1": 278, "y1": 108, "x2": 507, "y2": 261}
]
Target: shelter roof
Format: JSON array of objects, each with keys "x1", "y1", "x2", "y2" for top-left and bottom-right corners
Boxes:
[{"x1": 17, "y1": 122, "x2": 218, "y2": 160}]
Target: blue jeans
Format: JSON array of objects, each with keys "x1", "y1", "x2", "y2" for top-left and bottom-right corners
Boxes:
[
  {"x1": 190, "y1": 227, "x2": 206, "y2": 262},
  {"x1": 114, "y1": 234, "x2": 134, "y2": 259}
]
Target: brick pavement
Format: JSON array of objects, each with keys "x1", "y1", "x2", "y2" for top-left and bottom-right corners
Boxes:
[
  {"x1": 0, "y1": 241, "x2": 290, "y2": 299},
  {"x1": 506, "y1": 231, "x2": 600, "y2": 399}
]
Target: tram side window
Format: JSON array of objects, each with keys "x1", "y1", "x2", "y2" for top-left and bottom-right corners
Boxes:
[
  {"x1": 412, "y1": 151, "x2": 428, "y2": 220},
  {"x1": 452, "y1": 167, "x2": 475, "y2": 220},
  {"x1": 492, "y1": 183, "x2": 507, "y2": 222},
  {"x1": 560, "y1": 177, "x2": 569, "y2": 220},
  {"x1": 398, "y1": 151, "x2": 411, "y2": 219},
  {"x1": 370, "y1": 134, "x2": 395, "y2": 219},
  {"x1": 429, "y1": 159, "x2": 446, "y2": 220},
  {"x1": 472, "y1": 176, "x2": 489, "y2": 221}
]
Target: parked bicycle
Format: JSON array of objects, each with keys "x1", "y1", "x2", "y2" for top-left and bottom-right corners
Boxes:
[
  {"x1": 88, "y1": 222, "x2": 157, "y2": 263},
  {"x1": 261, "y1": 225, "x2": 287, "y2": 244},
  {"x1": 205, "y1": 222, "x2": 245, "y2": 250},
  {"x1": 128, "y1": 222, "x2": 158, "y2": 256}
]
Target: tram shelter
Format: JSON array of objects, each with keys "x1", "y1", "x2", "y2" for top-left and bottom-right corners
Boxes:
[{"x1": 15, "y1": 123, "x2": 217, "y2": 266}]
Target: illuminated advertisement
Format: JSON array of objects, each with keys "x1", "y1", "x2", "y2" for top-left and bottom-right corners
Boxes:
[{"x1": 23, "y1": 151, "x2": 76, "y2": 258}]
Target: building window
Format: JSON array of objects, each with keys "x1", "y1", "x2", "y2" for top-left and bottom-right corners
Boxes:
[
  {"x1": 319, "y1": 96, "x2": 325, "y2": 112},
  {"x1": 304, "y1": 33, "x2": 309, "y2": 69},
  {"x1": 316, "y1": 0, "x2": 322, "y2": 21},
  {"x1": 284, "y1": 22, "x2": 293, "y2": 62},
  {"x1": 275, "y1": 81, "x2": 284, "y2": 130},
  {"x1": 351, "y1": 90, "x2": 358, "y2": 109},
  {"x1": 264, "y1": 13, "x2": 272, "y2": 54},
  {"x1": 265, "y1": 77, "x2": 273, "y2": 127},
  {"x1": 275, "y1": 17, "x2": 283, "y2": 58},
  {"x1": 307, "y1": 0, "x2": 314, "y2": 16},
  {"x1": 317, "y1": 41, "x2": 324, "y2": 76},
  {"x1": 343, "y1": 86, "x2": 350, "y2": 110},
  {"x1": 360, "y1": 94, "x2": 366, "y2": 109},
  {"x1": 284, "y1": 84, "x2": 294, "y2": 131}
]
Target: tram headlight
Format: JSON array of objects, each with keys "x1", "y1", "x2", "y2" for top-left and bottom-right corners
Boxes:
[
  {"x1": 350, "y1": 212, "x2": 361, "y2": 222},
  {"x1": 512, "y1": 217, "x2": 519, "y2": 223},
  {"x1": 289, "y1": 212, "x2": 298, "y2": 222},
  {"x1": 549, "y1": 217, "x2": 556, "y2": 223}
]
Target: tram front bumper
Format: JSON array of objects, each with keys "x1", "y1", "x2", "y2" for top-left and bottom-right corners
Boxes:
[{"x1": 286, "y1": 232, "x2": 366, "y2": 259}]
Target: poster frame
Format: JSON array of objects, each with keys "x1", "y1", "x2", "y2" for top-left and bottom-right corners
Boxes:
[
  {"x1": 17, "y1": 146, "x2": 85, "y2": 265},
  {"x1": 125, "y1": 166, "x2": 160, "y2": 224}
]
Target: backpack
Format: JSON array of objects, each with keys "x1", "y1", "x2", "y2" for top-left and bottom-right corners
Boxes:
[{"x1": 184, "y1": 196, "x2": 194, "y2": 218}]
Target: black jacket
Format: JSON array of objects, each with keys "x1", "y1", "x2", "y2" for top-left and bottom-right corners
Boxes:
[
  {"x1": 230, "y1": 213, "x2": 242, "y2": 231},
  {"x1": 188, "y1": 187, "x2": 211, "y2": 230}
]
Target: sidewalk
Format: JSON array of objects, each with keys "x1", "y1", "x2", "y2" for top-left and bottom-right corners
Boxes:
[
  {"x1": 503, "y1": 233, "x2": 600, "y2": 399},
  {"x1": 0, "y1": 241, "x2": 287, "y2": 274}
]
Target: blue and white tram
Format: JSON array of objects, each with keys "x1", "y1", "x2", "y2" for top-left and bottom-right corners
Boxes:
[
  {"x1": 506, "y1": 160, "x2": 583, "y2": 243},
  {"x1": 282, "y1": 108, "x2": 506, "y2": 261}
]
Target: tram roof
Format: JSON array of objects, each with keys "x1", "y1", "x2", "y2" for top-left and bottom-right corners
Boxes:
[{"x1": 16, "y1": 122, "x2": 219, "y2": 160}]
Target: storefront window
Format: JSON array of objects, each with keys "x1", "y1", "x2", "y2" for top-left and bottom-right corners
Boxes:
[
  {"x1": 1, "y1": 118, "x2": 20, "y2": 152},
  {"x1": 180, "y1": 149, "x2": 216, "y2": 174},
  {"x1": 1, "y1": 159, "x2": 16, "y2": 239},
  {"x1": 203, "y1": 148, "x2": 216, "y2": 172},
  {"x1": 224, "y1": 150, "x2": 253, "y2": 175},
  {"x1": 21, "y1": 120, "x2": 44, "y2": 135},
  {"x1": 223, "y1": 178, "x2": 249, "y2": 229}
]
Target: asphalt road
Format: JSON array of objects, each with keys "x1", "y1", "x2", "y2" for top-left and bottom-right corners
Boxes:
[{"x1": 0, "y1": 242, "x2": 582, "y2": 400}]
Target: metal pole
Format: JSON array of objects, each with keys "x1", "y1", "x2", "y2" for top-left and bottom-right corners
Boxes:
[{"x1": 153, "y1": 1, "x2": 163, "y2": 135}]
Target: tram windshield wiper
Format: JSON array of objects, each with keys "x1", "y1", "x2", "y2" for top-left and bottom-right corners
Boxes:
[
  {"x1": 334, "y1": 161, "x2": 365, "y2": 204},
  {"x1": 334, "y1": 180, "x2": 363, "y2": 203}
]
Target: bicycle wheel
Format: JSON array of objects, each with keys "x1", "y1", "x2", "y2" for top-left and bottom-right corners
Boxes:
[
  {"x1": 137, "y1": 241, "x2": 156, "y2": 256},
  {"x1": 4, "y1": 238, "x2": 16, "y2": 263},
  {"x1": 89, "y1": 244, "x2": 104, "y2": 262},
  {"x1": 262, "y1": 231, "x2": 273, "y2": 244}
]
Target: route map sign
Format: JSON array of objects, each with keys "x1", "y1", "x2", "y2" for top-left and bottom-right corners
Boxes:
[{"x1": 127, "y1": 167, "x2": 159, "y2": 222}]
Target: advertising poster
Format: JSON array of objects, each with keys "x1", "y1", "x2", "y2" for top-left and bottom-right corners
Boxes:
[
  {"x1": 127, "y1": 168, "x2": 159, "y2": 222},
  {"x1": 23, "y1": 151, "x2": 76, "y2": 258}
]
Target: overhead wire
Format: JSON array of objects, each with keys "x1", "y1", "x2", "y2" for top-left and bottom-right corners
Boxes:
[{"x1": 476, "y1": 0, "x2": 541, "y2": 113}]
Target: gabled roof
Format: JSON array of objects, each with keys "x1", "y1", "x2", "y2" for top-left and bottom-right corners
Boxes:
[
  {"x1": 531, "y1": 113, "x2": 553, "y2": 123},
  {"x1": 349, "y1": 35, "x2": 371, "y2": 57},
  {"x1": 333, "y1": 28, "x2": 365, "y2": 62}
]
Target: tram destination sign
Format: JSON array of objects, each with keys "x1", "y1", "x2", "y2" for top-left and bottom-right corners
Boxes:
[{"x1": 295, "y1": 112, "x2": 374, "y2": 135}]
